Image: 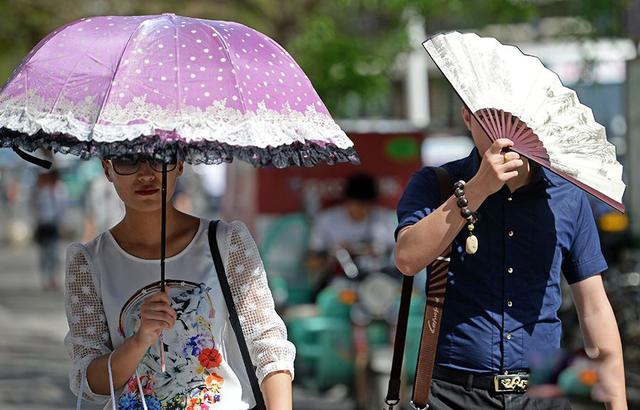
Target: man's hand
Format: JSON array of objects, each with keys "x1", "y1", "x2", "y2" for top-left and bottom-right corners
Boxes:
[
  {"x1": 571, "y1": 276, "x2": 627, "y2": 410},
  {"x1": 133, "y1": 291, "x2": 177, "y2": 348},
  {"x1": 469, "y1": 139, "x2": 523, "y2": 197},
  {"x1": 586, "y1": 347, "x2": 627, "y2": 409}
]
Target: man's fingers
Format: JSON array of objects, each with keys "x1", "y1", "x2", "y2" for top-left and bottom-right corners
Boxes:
[
  {"x1": 499, "y1": 170, "x2": 519, "y2": 181},
  {"x1": 503, "y1": 151, "x2": 520, "y2": 162},
  {"x1": 489, "y1": 139, "x2": 514, "y2": 154},
  {"x1": 592, "y1": 384, "x2": 612, "y2": 402},
  {"x1": 500, "y1": 159, "x2": 524, "y2": 172},
  {"x1": 585, "y1": 347, "x2": 600, "y2": 359}
]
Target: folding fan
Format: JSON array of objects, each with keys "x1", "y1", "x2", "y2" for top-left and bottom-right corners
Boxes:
[{"x1": 423, "y1": 31, "x2": 625, "y2": 212}]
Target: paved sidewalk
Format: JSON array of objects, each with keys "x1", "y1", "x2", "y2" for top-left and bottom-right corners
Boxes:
[{"x1": 0, "y1": 244, "x2": 102, "y2": 409}]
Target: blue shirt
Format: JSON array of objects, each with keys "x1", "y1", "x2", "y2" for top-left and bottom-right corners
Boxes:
[{"x1": 396, "y1": 148, "x2": 607, "y2": 373}]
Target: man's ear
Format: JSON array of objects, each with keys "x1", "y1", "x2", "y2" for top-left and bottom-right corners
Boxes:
[
  {"x1": 460, "y1": 105, "x2": 472, "y2": 131},
  {"x1": 102, "y1": 160, "x2": 113, "y2": 182}
]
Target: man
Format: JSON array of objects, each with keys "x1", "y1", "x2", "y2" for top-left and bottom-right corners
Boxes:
[
  {"x1": 306, "y1": 173, "x2": 396, "y2": 294},
  {"x1": 394, "y1": 105, "x2": 626, "y2": 409}
]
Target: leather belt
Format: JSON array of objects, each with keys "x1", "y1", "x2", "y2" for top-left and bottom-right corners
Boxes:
[{"x1": 432, "y1": 366, "x2": 529, "y2": 393}]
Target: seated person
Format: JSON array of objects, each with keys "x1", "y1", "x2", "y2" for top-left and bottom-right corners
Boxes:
[{"x1": 306, "y1": 173, "x2": 396, "y2": 295}]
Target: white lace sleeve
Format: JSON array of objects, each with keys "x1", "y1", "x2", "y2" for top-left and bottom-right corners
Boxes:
[
  {"x1": 224, "y1": 221, "x2": 296, "y2": 385},
  {"x1": 64, "y1": 243, "x2": 112, "y2": 403}
]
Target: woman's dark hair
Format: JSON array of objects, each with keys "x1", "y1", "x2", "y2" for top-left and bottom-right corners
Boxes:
[{"x1": 344, "y1": 173, "x2": 378, "y2": 202}]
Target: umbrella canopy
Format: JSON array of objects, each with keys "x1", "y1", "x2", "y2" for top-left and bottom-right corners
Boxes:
[
  {"x1": 423, "y1": 31, "x2": 625, "y2": 212},
  {"x1": 0, "y1": 14, "x2": 358, "y2": 168}
]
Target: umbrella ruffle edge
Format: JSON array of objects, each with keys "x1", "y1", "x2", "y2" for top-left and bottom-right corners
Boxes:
[{"x1": 0, "y1": 128, "x2": 360, "y2": 168}]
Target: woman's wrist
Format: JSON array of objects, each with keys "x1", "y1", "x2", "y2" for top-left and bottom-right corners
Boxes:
[{"x1": 129, "y1": 332, "x2": 153, "y2": 352}]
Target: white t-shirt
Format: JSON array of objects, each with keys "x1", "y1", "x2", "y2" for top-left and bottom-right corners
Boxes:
[
  {"x1": 308, "y1": 205, "x2": 397, "y2": 254},
  {"x1": 64, "y1": 219, "x2": 295, "y2": 409}
]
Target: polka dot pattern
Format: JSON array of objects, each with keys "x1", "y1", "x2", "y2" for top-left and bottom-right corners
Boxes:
[
  {"x1": 0, "y1": 14, "x2": 356, "y2": 160},
  {"x1": 3, "y1": 14, "x2": 327, "y2": 114}
]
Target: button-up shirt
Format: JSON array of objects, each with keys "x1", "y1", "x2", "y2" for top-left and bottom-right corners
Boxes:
[{"x1": 396, "y1": 148, "x2": 607, "y2": 373}]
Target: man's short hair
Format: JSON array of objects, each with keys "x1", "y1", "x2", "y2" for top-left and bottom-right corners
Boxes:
[{"x1": 344, "y1": 173, "x2": 378, "y2": 202}]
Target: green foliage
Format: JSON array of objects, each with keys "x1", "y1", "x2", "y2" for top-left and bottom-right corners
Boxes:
[
  {"x1": 289, "y1": 1, "x2": 409, "y2": 117},
  {"x1": 0, "y1": 0, "x2": 631, "y2": 118}
]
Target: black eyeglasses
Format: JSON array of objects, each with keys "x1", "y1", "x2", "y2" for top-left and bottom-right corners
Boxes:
[{"x1": 110, "y1": 156, "x2": 177, "y2": 175}]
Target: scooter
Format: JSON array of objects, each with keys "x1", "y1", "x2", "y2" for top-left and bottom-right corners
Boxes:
[{"x1": 330, "y1": 248, "x2": 402, "y2": 410}]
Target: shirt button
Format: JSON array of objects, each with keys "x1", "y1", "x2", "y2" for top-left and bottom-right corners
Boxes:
[
  {"x1": 507, "y1": 230, "x2": 514, "y2": 237},
  {"x1": 507, "y1": 301, "x2": 513, "y2": 307},
  {"x1": 507, "y1": 267, "x2": 514, "y2": 274},
  {"x1": 506, "y1": 333, "x2": 512, "y2": 340},
  {"x1": 507, "y1": 197, "x2": 513, "y2": 202}
]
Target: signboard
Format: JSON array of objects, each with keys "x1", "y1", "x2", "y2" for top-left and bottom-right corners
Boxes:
[{"x1": 256, "y1": 132, "x2": 424, "y2": 214}]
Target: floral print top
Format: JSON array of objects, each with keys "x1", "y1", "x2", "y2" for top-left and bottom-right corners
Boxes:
[{"x1": 64, "y1": 219, "x2": 295, "y2": 409}]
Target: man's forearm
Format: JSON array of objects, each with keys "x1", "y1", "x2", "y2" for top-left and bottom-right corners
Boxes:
[
  {"x1": 395, "y1": 177, "x2": 488, "y2": 276},
  {"x1": 578, "y1": 300, "x2": 627, "y2": 409}
]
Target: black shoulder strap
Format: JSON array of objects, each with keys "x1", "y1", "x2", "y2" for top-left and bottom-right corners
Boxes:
[
  {"x1": 384, "y1": 166, "x2": 451, "y2": 409},
  {"x1": 208, "y1": 220, "x2": 266, "y2": 410},
  {"x1": 433, "y1": 167, "x2": 454, "y2": 203}
]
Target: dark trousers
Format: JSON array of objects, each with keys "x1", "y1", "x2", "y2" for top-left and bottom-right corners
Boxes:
[{"x1": 428, "y1": 377, "x2": 573, "y2": 410}]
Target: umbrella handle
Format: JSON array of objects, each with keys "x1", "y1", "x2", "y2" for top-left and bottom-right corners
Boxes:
[{"x1": 159, "y1": 335, "x2": 166, "y2": 373}]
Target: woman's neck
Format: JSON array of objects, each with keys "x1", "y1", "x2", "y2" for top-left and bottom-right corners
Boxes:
[
  {"x1": 110, "y1": 206, "x2": 201, "y2": 259},
  {"x1": 113, "y1": 205, "x2": 188, "y2": 247}
]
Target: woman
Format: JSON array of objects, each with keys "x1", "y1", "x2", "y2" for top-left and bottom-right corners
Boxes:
[
  {"x1": 64, "y1": 155, "x2": 294, "y2": 409},
  {"x1": 31, "y1": 170, "x2": 67, "y2": 289}
]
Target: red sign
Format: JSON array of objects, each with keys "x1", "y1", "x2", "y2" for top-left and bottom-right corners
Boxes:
[{"x1": 256, "y1": 132, "x2": 424, "y2": 214}]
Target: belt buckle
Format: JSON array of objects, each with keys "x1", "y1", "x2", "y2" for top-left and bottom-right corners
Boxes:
[{"x1": 493, "y1": 373, "x2": 528, "y2": 393}]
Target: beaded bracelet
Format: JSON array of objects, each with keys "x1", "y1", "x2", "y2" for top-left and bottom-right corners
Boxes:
[{"x1": 453, "y1": 180, "x2": 478, "y2": 254}]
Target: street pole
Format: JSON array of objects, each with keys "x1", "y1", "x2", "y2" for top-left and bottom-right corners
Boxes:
[
  {"x1": 405, "y1": 11, "x2": 430, "y2": 129},
  {"x1": 626, "y1": 0, "x2": 640, "y2": 241},
  {"x1": 626, "y1": 58, "x2": 640, "y2": 240}
]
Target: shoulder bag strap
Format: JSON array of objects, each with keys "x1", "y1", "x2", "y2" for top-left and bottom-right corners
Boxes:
[
  {"x1": 411, "y1": 166, "x2": 453, "y2": 409},
  {"x1": 208, "y1": 220, "x2": 267, "y2": 410},
  {"x1": 384, "y1": 167, "x2": 452, "y2": 409}
]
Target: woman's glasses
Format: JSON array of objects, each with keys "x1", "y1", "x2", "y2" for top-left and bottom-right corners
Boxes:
[{"x1": 110, "y1": 156, "x2": 177, "y2": 175}]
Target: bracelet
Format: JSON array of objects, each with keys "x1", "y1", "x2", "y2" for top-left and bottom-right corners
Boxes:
[{"x1": 453, "y1": 180, "x2": 478, "y2": 254}]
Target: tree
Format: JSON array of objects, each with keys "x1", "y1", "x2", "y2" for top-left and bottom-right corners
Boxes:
[{"x1": 0, "y1": 0, "x2": 630, "y2": 117}]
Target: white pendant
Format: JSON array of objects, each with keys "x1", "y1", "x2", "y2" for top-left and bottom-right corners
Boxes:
[{"x1": 466, "y1": 234, "x2": 478, "y2": 254}]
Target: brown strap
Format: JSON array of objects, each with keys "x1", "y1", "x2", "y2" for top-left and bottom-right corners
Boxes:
[{"x1": 411, "y1": 166, "x2": 453, "y2": 409}]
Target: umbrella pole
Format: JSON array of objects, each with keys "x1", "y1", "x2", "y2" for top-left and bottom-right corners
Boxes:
[
  {"x1": 161, "y1": 162, "x2": 167, "y2": 291},
  {"x1": 159, "y1": 162, "x2": 168, "y2": 372}
]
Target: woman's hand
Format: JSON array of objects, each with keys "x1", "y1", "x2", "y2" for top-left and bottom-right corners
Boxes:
[
  {"x1": 133, "y1": 291, "x2": 177, "y2": 348},
  {"x1": 469, "y1": 138, "x2": 523, "y2": 197}
]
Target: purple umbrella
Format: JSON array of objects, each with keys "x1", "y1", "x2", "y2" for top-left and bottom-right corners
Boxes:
[
  {"x1": 0, "y1": 14, "x2": 359, "y2": 376},
  {"x1": 0, "y1": 14, "x2": 357, "y2": 167}
]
